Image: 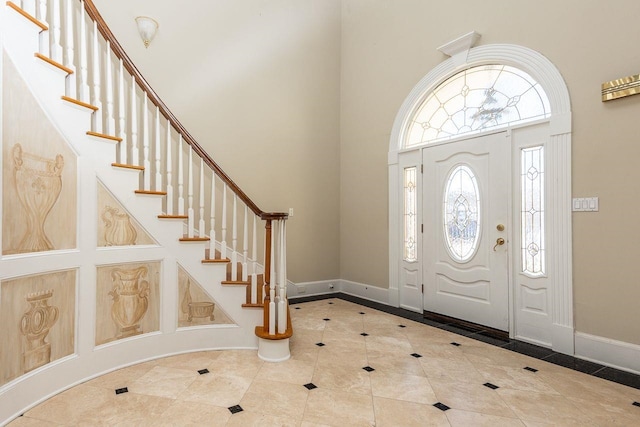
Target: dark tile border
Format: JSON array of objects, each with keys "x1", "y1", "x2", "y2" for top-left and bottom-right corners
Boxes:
[{"x1": 289, "y1": 292, "x2": 640, "y2": 391}]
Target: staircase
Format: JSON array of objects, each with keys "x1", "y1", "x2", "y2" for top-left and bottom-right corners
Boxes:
[{"x1": 0, "y1": 0, "x2": 291, "y2": 423}]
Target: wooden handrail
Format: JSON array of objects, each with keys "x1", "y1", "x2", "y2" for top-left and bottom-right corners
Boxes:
[{"x1": 83, "y1": 0, "x2": 287, "y2": 221}]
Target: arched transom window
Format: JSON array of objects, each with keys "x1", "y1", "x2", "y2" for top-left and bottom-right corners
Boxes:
[{"x1": 405, "y1": 64, "x2": 550, "y2": 147}]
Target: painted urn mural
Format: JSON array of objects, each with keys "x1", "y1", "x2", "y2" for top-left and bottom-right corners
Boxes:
[
  {"x1": 97, "y1": 182, "x2": 155, "y2": 247},
  {"x1": 0, "y1": 270, "x2": 76, "y2": 387},
  {"x1": 177, "y1": 265, "x2": 233, "y2": 328},
  {"x1": 109, "y1": 267, "x2": 149, "y2": 338},
  {"x1": 20, "y1": 290, "x2": 59, "y2": 372},
  {"x1": 2, "y1": 51, "x2": 77, "y2": 255},
  {"x1": 12, "y1": 144, "x2": 64, "y2": 253},
  {"x1": 96, "y1": 261, "x2": 160, "y2": 345}
]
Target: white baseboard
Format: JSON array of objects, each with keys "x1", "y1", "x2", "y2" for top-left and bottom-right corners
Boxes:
[
  {"x1": 339, "y1": 279, "x2": 389, "y2": 305},
  {"x1": 288, "y1": 280, "x2": 339, "y2": 298},
  {"x1": 575, "y1": 332, "x2": 640, "y2": 375},
  {"x1": 288, "y1": 279, "x2": 389, "y2": 306}
]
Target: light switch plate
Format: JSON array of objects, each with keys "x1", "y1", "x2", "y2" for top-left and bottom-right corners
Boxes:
[{"x1": 572, "y1": 197, "x2": 598, "y2": 212}]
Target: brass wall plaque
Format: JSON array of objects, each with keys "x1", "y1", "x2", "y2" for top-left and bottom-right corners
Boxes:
[{"x1": 602, "y1": 74, "x2": 640, "y2": 102}]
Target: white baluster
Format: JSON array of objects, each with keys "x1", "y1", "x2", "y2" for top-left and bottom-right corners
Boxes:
[
  {"x1": 117, "y1": 59, "x2": 126, "y2": 164},
  {"x1": 278, "y1": 220, "x2": 287, "y2": 334},
  {"x1": 187, "y1": 148, "x2": 194, "y2": 238},
  {"x1": 251, "y1": 215, "x2": 257, "y2": 304},
  {"x1": 269, "y1": 222, "x2": 276, "y2": 335},
  {"x1": 130, "y1": 82, "x2": 139, "y2": 165},
  {"x1": 24, "y1": 0, "x2": 36, "y2": 17},
  {"x1": 105, "y1": 42, "x2": 115, "y2": 135},
  {"x1": 142, "y1": 94, "x2": 151, "y2": 191},
  {"x1": 166, "y1": 120, "x2": 173, "y2": 215},
  {"x1": 51, "y1": 0, "x2": 62, "y2": 62},
  {"x1": 155, "y1": 106, "x2": 162, "y2": 191},
  {"x1": 177, "y1": 136, "x2": 184, "y2": 216},
  {"x1": 78, "y1": 2, "x2": 89, "y2": 103},
  {"x1": 242, "y1": 205, "x2": 248, "y2": 281},
  {"x1": 231, "y1": 194, "x2": 238, "y2": 280},
  {"x1": 221, "y1": 185, "x2": 227, "y2": 259},
  {"x1": 37, "y1": 0, "x2": 49, "y2": 57},
  {"x1": 209, "y1": 173, "x2": 216, "y2": 257},
  {"x1": 64, "y1": 0, "x2": 76, "y2": 98},
  {"x1": 91, "y1": 20, "x2": 102, "y2": 133},
  {"x1": 199, "y1": 158, "x2": 205, "y2": 237}
]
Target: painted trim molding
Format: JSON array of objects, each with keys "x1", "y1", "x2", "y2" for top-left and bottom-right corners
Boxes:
[{"x1": 575, "y1": 332, "x2": 640, "y2": 375}]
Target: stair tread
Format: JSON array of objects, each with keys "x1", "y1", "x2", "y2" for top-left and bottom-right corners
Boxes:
[
  {"x1": 158, "y1": 214, "x2": 188, "y2": 219},
  {"x1": 242, "y1": 303, "x2": 264, "y2": 308},
  {"x1": 7, "y1": 2, "x2": 48, "y2": 31},
  {"x1": 135, "y1": 190, "x2": 167, "y2": 196},
  {"x1": 35, "y1": 53, "x2": 74, "y2": 75},
  {"x1": 179, "y1": 236, "x2": 210, "y2": 242},
  {"x1": 87, "y1": 131, "x2": 122, "y2": 142},
  {"x1": 62, "y1": 96, "x2": 98, "y2": 111},
  {"x1": 112, "y1": 163, "x2": 144, "y2": 171},
  {"x1": 202, "y1": 258, "x2": 230, "y2": 264},
  {"x1": 222, "y1": 280, "x2": 250, "y2": 285}
]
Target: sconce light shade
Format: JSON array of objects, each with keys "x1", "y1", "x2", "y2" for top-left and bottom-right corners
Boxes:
[{"x1": 135, "y1": 16, "x2": 159, "y2": 48}]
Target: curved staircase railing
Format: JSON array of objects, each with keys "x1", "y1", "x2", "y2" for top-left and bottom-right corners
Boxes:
[{"x1": 6, "y1": 0, "x2": 291, "y2": 340}]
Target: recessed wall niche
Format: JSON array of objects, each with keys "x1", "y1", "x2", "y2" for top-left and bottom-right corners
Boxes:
[
  {"x1": 177, "y1": 265, "x2": 233, "y2": 328},
  {"x1": 95, "y1": 261, "x2": 161, "y2": 346},
  {"x1": 0, "y1": 270, "x2": 76, "y2": 387},
  {"x1": 97, "y1": 181, "x2": 156, "y2": 247},
  {"x1": 2, "y1": 50, "x2": 77, "y2": 255}
]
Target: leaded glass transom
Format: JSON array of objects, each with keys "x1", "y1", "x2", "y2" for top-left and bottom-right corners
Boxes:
[
  {"x1": 403, "y1": 167, "x2": 417, "y2": 262},
  {"x1": 521, "y1": 146, "x2": 545, "y2": 275},
  {"x1": 406, "y1": 65, "x2": 550, "y2": 147},
  {"x1": 443, "y1": 165, "x2": 480, "y2": 262}
]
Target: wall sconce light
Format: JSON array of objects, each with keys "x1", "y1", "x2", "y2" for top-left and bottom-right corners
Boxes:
[{"x1": 135, "y1": 16, "x2": 159, "y2": 48}]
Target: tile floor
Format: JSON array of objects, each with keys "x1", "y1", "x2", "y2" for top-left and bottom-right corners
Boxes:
[{"x1": 9, "y1": 297, "x2": 640, "y2": 426}]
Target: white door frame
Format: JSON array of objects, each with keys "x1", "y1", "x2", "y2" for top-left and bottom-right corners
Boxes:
[{"x1": 388, "y1": 43, "x2": 574, "y2": 354}]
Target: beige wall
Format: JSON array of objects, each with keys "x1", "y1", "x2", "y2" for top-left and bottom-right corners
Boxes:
[
  {"x1": 340, "y1": 0, "x2": 640, "y2": 344},
  {"x1": 94, "y1": 0, "x2": 342, "y2": 283},
  {"x1": 94, "y1": 0, "x2": 640, "y2": 345}
]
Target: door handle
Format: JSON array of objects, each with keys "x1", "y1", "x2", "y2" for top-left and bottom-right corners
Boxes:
[{"x1": 493, "y1": 237, "x2": 505, "y2": 251}]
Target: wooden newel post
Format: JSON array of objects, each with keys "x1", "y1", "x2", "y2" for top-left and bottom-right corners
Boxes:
[{"x1": 262, "y1": 219, "x2": 272, "y2": 332}]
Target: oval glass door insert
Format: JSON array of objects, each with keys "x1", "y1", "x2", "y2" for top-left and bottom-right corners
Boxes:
[{"x1": 443, "y1": 164, "x2": 481, "y2": 262}]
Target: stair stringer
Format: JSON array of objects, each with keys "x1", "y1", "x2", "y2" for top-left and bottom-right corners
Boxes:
[{"x1": 0, "y1": 6, "x2": 262, "y2": 425}]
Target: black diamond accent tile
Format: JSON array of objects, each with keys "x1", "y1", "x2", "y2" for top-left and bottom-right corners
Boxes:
[
  {"x1": 359, "y1": 312, "x2": 365, "y2": 315},
  {"x1": 398, "y1": 324, "x2": 406, "y2": 328},
  {"x1": 361, "y1": 332, "x2": 369, "y2": 336},
  {"x1": 228, "y1": 405, "x2": 243, "y2": 414},
  {"x1": 483, "y1": 382, "x2": 499, "y2": 390},
  {"x1": 323, "y1": 318, "x2": 331, "y2": 321},
  {"x1": 433, "y1": 402, "x2": 450, "y2": 412},
  {"x1": 411, "y1": 353, "x2": 422, "y2": 358},
  {"x1": 450, "y1": 342, "x2": 461, "y2": 347},
  {"x1": 363, "y1": 366, "x2": 375, "y2": 372},
  {"x1": 197, "y1": 369, "x2": 209, "y2": 375},
  {"x1": 115, "y1": 387, "x2": 128, "y2": 395},
  {"x1": 304, "y1": 383, "x2": 317, "y2": 390},
  {"x1": 524, "y1": 366, "x2": 538, "y2": 373},
  {"x1": 316, "y1": 342, "x2": 325, "y2": 347},
  {"x1": 295, "y1": 307, "x2": 301, "y2": 310},
  {"x1": 328, "y1": 302, "x2": 334, "y2": 304},
  {"x1": 633, "y1": 401, "x2": 640, "y2": 407}
]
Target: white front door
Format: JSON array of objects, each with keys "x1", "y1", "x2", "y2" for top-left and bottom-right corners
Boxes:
[{"x1": 423, "y1": 132, "x2": 510, "y2": 331}]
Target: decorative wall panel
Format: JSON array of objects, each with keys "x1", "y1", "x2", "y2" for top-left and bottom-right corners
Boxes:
[
  {"x1": 177, "y1": 265, "x2": 233, "y2": 328},
  {"x1": 2, "y1": 51, "x2": 77, "y2": 255},
  {"x1": 95, "y1": 261, "x2": 161, "y2": 345},
  {"x1": 0, "y1": 270, "x2": 76, "y2": 386},
  {"x1": 97, "y1": 182, "x2": 155, "y2": 247}
]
